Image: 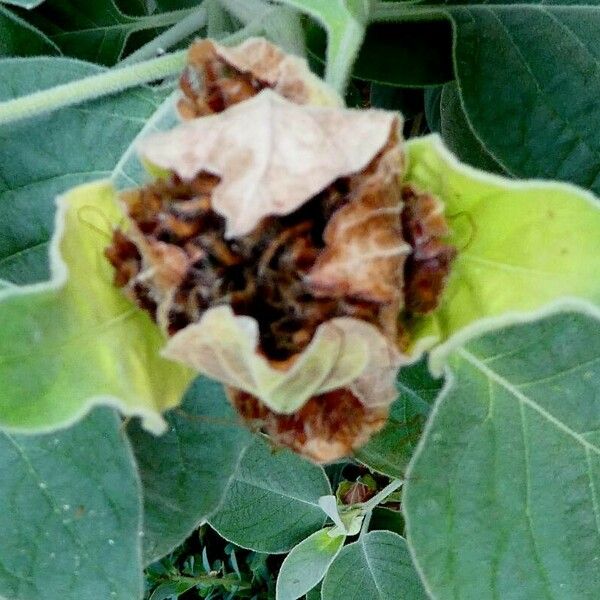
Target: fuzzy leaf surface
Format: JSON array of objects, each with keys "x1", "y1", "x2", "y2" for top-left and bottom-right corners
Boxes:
[
  {"x1": 375, "y1": 0, "x2": 600, "y2": 193},
  {"x1": 0, "y1": 409, "x2": 142, "y2": 600},
  {"x1": 405, "y1": 135, "x2": 600, "y2": 357},
  {"x1": 356, "y1": 360, "x2": 442, "y2": 478},
  {"x1": 404, "y1": 308, "x2": 600, "y2": 599},
  {"x1": 0, "y1": 57, "x2": 166, "y2": 284},
  {"x1": 276, "y1": 527, "x2": 344, "y2": 600},
  {"x1": 0, "y1": 5, "x2": 58, "y2": 56},
  {"x1": 127, "y1": 376, "x2": 253, "y2": 564},
  {"x1": 209, "y1": 437, "x2": 331, "y2": 553},
  {"x1": 321, "y1": 531, "x2": 427, "y2": 600}
]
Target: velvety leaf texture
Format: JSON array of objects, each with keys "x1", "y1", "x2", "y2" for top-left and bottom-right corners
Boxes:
[
  {"x1": 0, "y1": 409, "x2": 143, "y2": 600},
  {"x1": 0, "y1": 5, "x2": 58, "y2": 56},
  {"x1": 374, "y1": 0, "x2": 600, "y2": 192},
  {"x1": 209, "y1": 437, "x2": 331, "y2": 553},
  {"x1": 405, "y1": 307, "x2": 600, "y2": 599},
  {"x1": 0, "y1": 56, "x2": 166, "y2": 284},
  {"x1": 127, "y1": 376, "x2": 253, "y2": 564},
  {"x1": 356, "y1": 359, "x2": 442, "y2": 478},
  {"x1": 321, "y1": 531, "x2": 427, "y2": 600}
]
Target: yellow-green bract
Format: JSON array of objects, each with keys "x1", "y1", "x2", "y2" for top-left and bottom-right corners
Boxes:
[{"x1": 1, "y1": 135, "x2": 600, "y2": 434}]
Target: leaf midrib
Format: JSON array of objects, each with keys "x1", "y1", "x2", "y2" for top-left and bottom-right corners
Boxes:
[{"x1": 457, "y1": 347, "x2": 600, "y2": 456}]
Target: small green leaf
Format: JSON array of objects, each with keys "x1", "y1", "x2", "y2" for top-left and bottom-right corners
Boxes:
[
  {"x1": 127, "y1": 376, "x2": 254, "y2": 564},
  {"x1": 404, "y1": 307, "x2": 600, "y2": 599},
  {"x1": 0, "y1": 408, "x2": 143, "y2": 600},
  {"x1": 405, "y1": 134, "x2": 600, "y2": 361},
  {"x1": 321, "y1": 531, "x2": 426, "y2": 600},
  {"x1": 276, "y1": 0, "x2": 369, "y2": 91},
  {"x1": 276, "y1": 528, "x2": 345, "y2": 600},
  {"x1": 0, "y1": 180, "x2": 194, "y2": 434},
  {"x1": 356, "y1": 359, "x2": 442, "y2": 478},
  {"x1": 0, "y1": 5, "x2": 58, "y2": 56},
  {"x1": 209, "y1": 437, "x2": 331, "y2": 553}
]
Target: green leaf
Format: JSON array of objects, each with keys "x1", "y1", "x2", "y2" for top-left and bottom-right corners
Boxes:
[
  {"x1": 439, "y1": 81, "x2": 505, "y2": 175},
  {"x1": 308, "y1": 19, "x2": 452, "y2": 88},
  {"x1": 321, "y1": 531, "x2": 427, "y2": 600},
  {"x1": 355, "y1": 359, "x2": 442, "y2": 478},
  {"x1": 0, "y1": 5, "x2": 58, "y2": 56},
  {"x1": 373, "y1": 1, "x2": 600, "y2": 193},
  {"x1": 404, "y1": 307, "x2": 600, "y2": 599},
  {"x1": 209, "y1": 437, "x2": 331, "y2": 553},
  {"x1": 0, "y1": 0, "x2": 45, "y2": 8},
  {"x1": 276, "y1": 0, "x2": 369, "y2": 91},
  {"x1": 0, "y1": 408, "x2": 143, "y2": 600},
  {"x1": 306, "y1": 585, "x2": 322, "y2": 600},
  {"x1": 276, "y1": 528, "x2": 345, "y2": 600},
  {"x1": 404, "y1": 135, "x2": 600, "y2": 359},
  {"x1": 0, "y1": 56, "x2": 167, "y2": 284},
  {"x1": 369, "y1": 507, "x2": 405, "y2": 536},
  {"x1": 0, "y1": 179, "x2": 194, "y2": 434},
  {"x1": 33, "y1": 0, "x2": 192, "y2": 65},
  {"x1": 127, "y1": 376, "x2": 253, "y2": 564}
]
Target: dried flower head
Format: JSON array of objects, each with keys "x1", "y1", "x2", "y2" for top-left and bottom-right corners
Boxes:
[{"x1": 105, "y1": 38, "x2": 456, "y2": 462}]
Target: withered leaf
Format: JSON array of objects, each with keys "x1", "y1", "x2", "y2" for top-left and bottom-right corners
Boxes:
[{"x1": 138, "y1": 90, "x2": 401, "y2": 238}]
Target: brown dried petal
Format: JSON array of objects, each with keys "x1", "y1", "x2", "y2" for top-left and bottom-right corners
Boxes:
[
  {"x1": 138, "y1": 90, "x2": 401, "y2": 238},
  {"x1": 307, "y1": 142, "x2": 409, "y2": 306},
  {"x1": 229, "y1": 387, "x2": 389, "y2": 463}
]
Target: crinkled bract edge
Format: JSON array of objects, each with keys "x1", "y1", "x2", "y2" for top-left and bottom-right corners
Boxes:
[
  {"x1": 162, "y1": 305, "x2": 402, "y2": 414},
  {"x1": 0, "y1": 180, "x2": 194, "y2": 435}
]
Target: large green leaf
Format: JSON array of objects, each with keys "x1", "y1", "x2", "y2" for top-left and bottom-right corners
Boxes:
[
  {"x1": 373, "y1": 1, "x2": 600, "y2": 193},
  {"x1": 0, "y1": 180, "x2": 194, "y2": 434},
  {"x1": 0, "y1": 408, "x2": 143, "y2": 600},
  {"x1": 209, "y1": 437, "x2": 331, "y2": 553},
  {"x1": 0, "y1": 5, "x2": 58, "y2": 56},
  {"x1": 439, "y1": 81, "x2": 504, "y2": 174},
  {"x1": 355, "y1": 360, "x2": 442, "y2": 478},
  {"x1": 32, "y1": 0, "x2": 194, "y2": 64},
  {"x1": 404, "y1": 306, "x2": 600, "y2": 599},
  {"x1": 0, "y1": 56, "x2": 167, "y2": 284},
  {"x1": 321, "y1": 531, "x2": 427, "y2": 600},
  {"x1": 404, "y1": 135, "x2": 600, "y2": 358},
  {"x1": 307, "y1": 19, "x2": 453, "y2": 87},
  {"x1": 276, "y1": 527, "x2": 345, "y2": 600},
  {"x1": 127, "y1": 376, "x2": 253, "y2": 564}
]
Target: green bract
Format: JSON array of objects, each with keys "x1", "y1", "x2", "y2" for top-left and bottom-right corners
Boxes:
[{"x1": 0, "y1": 180, "x2": 193, "y2": 434}]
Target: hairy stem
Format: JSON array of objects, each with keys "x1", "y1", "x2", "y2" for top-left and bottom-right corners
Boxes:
[
  {"x1": 120, "y1": 5, "x2": 208, "y2": 65},
  {"x1": 0, "y1": 51, "x2": 187, "y2": 127},
  {"x1": 361, "y1": 478, "x2": 403, "y2": 512}
]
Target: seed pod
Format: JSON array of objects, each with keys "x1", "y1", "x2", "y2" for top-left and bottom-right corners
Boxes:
[{"x1": 105, "y1": 38, "x2": 456, "y2": 462}]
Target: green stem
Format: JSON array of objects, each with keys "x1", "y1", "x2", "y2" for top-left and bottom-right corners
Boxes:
[
  {"x1": 361, "y1": 478, "x2": 403, "y2": 512},
  {"x1": 0, "y1": 51, "x2": 187, "y2": 127},
  {"x1": 120, "y1": 5, "x2": 208, "y2": 65},
  {"x1": 127, "y1": 7, "x2": 197, "y2": 32}
]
